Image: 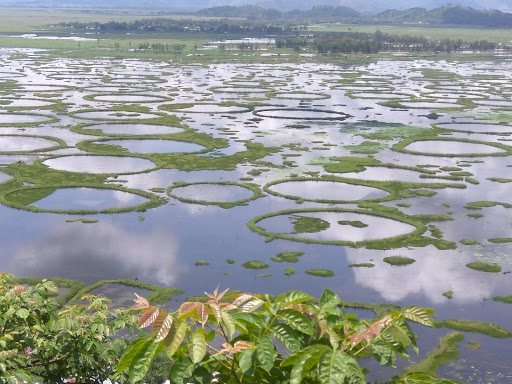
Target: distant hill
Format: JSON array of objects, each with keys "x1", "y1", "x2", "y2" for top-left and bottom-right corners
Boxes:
[
  {"x1": 373, "y1": 4, "x2": 512, "y2": 26},
  {"x1": 196, "y1": 5, "x2": 360, "y2": 20},
  {"x1": 0, "y1": 0, "x2": 511, "y2": 13}
]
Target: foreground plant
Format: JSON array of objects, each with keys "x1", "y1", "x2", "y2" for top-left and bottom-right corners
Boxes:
[
  {"x1": 119, "y1": 287, "x2": 454, "y2": 383},
  {"x1": 0, "y1": 273, "x2": 137, "y2": 384}
]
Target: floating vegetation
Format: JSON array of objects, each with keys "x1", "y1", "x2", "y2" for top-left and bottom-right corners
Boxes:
[
  {"x1": 488, "y1": 178, "x2": 512, "y2": 183},
  {"x1": 466, "y1": 261, "x2": 501, "y2": 273},
  {"x1": 226, "y1": 259, "x2": 235, "y2": 264},
  {"x1": 488, "y1": 238, "x2": 512, "y2": 243},
  {"x1": 434, "y1": 319, "x2": 512, "y2": 338},
  {"x1": 290, "y1": 215, "x2": 330, "y2": 234},
  {"x1": 253, "y1": 108, "x2": 351, "y2": 121},
  {"x1": 305, "y1": 269, "x2": 335, "y2": 277},
  {"x1": 284, "y1": 267, "x2": 295, "y2": 276},
  {"x1": 460, "y1": 239, "x2": 478, "y2": 245},
  {"x1": 65, "y1": 218, "x2": 99, "y2": 224},
  {"x1": 338, "y1": 220, "x2": 368, "y2": 228},
  {"x1": 194, "y1": 260, "x2": 210, "y2": 266},
  {"x1": 168, "y1": 181, "x2": 263, "y2": 209},
  {"x1": 270, "y1": 252, "x2": 304, "y2": 263},
  {"x1": 394, "y1": 137, "x2": 512, "y2": 157},
  {"x1": 443, "y1": 291, "x2": 454, "y2": 299},
  {"x1": 348, "y1": 263, "x2": 375, "y2": 268},
  {"x1": 42, "y1": 155, "x2": 157, "y2": 174},
  {"x1": 383, "y1": 256, "x2": 416, "y2": 266},
  {"x1": 159, "y1": 103, "x2": 250, "y2": 114},
  {"x1": 242, "y1": 260, "x2": 269, "y2": 270},
  {"x1": 493, "y1": 296, "x2": 512, "y2": 304},
  {"x1": 467, "y1": 213, "x2": 484, "y2": 218}
]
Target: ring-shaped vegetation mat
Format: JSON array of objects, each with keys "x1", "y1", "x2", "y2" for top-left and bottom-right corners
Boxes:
[
  {"x1": 270, "y1": 92, "x2": 330, "y2": 100},
  {"x1": 0, "y1": 135, "x2": 65, "y2": 153},
  {"x1": 253, "y1": 108, "x2": 351, "y2": 121},
  {"x1": 73, "y1": 123, "x2": 185, "y2": 136},
  {"x1": 159, "y1": 103, "x2": 251, "y2": 114},
  {"x1": 264, "y1": 179, "x2": 390, "y2": 203},
  {"x1": 84, "y1": 94, "x2": 171, "y2": 104},
  {"x1": 167, "y1": 181, "x2": 263, "y2": 208},
  {"x1": 70, "y1": 110, "x2": 162, "y2": 121},
  {"x1": 47, "y1": 73, "x2": 103, "y2": 81},
  {"x1": 382, "y1": 101, "x2": 469, "y2": 110},
  {"x1": 347, "y1": 92, "x2": 413, "y2": 100},
  {"x1": 108, "y1": 78, "x2": 165, "y2": 85},
  {"x1": 85, "y1": 85, "x2": 148, "y2": 93},
  {"x1": 15, "y1": 84, "x2": 70, "y2": 92},
  {"x1": 0, "y1": 98, "x2": 57, "y2": 108},
  {"x1": 210, "y1": 86, "x2": 272, "y2": 94},
  {"x1": 393, "y1": 137, "x2": 512, "y2": 157},
  {"x1": 80, "y1": 138, "x2": 207, "y2": 155},
  {"x1": 42, "y1": 155, "x2": 158, "y2": 175},
  {"x1": 0, "y1": 72, "x2": 26, "y2": 79},
  {"x1": 0, "y1": 112, "x2": 58, "y2": 126},
  {"x1": 248, "y1": 208, "x2": 426, "y2": 247},
  {"x1": 434, "y1": 123, "x2": 512, "y2": 135},
  {"x1": 1, "y1": 186, "x2": 164, "y2": 214}
]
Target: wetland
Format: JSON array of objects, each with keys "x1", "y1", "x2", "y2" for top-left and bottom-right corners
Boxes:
[{"x1": 1, "y1": 29, "x2": 512, "y2": 383}]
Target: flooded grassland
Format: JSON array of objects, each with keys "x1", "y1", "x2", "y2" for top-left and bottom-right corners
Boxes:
[{"x1": 1, "y1": 48, "x2": 512, "y2": 382}]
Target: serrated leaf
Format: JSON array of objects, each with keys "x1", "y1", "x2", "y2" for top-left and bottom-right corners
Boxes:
[
  {"x1": 402, "y1": 306, "x2": 434, "y2": 327},
  {"x1": 152, "y1": 312, "x2": 173, "y2": 342},
  {"x1": 232, "y1": 294, "x2": 253, "y2": 307},
  {"x1": 179, "y1": 302, "x2": 198, "y2": 315},
  {"x1": 280, "y1": 290, "x2": 314, "y2": 307},
  {"x1": 139, "y1": 307, "x2": 159, "y2": 328},
  {"x1": 242, "y1": 299, "x2": 264, "y2": 313},
  {"x1": 222, "y1": 311, "x2": 236, "y2": 337},
  {"x1": 256, "y1": 335, "x2": 274, "y2": 372},
  {"x1": 209, "y1": 302, "x2": 222, "y2": 321},
  {"x1": 270, "y1": 323, "x2": 301, "y2": 352},
  {"x1": 239, "y1": 348, "x2": 256, "y2": 373},
  {"x1": 169, "y1": 356, "x2": 194, "y2": 384},
  {"x1": 132, "y1": 293, "x2": 150, "y2": 310},
  {"x1": 190, "y1": 328, "x2": 206, "y2": 364},
  {"x1": 128, "y1": 338, "x2": 162, "y2": 383},
  {"x1": 164, "y1": 320, "x2": 188, "y2": 358},
  {"x1": 197, "y1": 303, "x2": 209, "y2": 325},
  {"x1": 279, "y1": 309, "x2": 314, "y2": 335},
  {"x1": 117, "y1": 337, "x2": 151, "y2": 373}
]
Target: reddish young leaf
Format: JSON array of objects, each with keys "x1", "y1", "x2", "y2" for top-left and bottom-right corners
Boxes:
[
  {"x1": 232, "y1": 294, "x2": 252, "y2": 307},
  {"x1": 139, "y1": 306, "x2": 159, "y2": 328},
  {"x1": 132, "y1": 293, "x2": 149, "y2": 310},
  {"x1": 179, "y1": 302, "x2": 198, "y2": 315},
  {"x1": 197, "y1": 303, "x2": 209, "y2": 325},
  {"x1": 153, "y1": 312, "x2": 174, "y2": 342},
  {"x1": 209, "y1": 302, "x2": 222, "y2": 321},
  {"x1": 216, "y1": 288, "x2": 229, "y2": 302}
]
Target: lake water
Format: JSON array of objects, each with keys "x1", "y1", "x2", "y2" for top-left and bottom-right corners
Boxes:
[{"x1": 1, "y1": 49, "x2": 512, "y2": 382}]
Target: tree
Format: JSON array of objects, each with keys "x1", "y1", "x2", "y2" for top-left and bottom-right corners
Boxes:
[
  {"x1": 0, "y1": 273, "x2": 137, "y2": 384},
  {"x1": 119, "y1": 287, "x2": 458, "y2": 384}
]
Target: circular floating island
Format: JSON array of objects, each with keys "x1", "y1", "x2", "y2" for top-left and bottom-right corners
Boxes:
[
  {"x1": 42, "y1": 155, "x2": 157, "y2": 174},
  {"x1": 86, "y1": 138, "x2": 206, "y2": 154},
  {"x1": 160, "y1": 103, "x2": 250, "y2": 114},
  {"x1": 248, "y1": 208, "x2": 424, "y2": 246},
  {"x1": 394, "y1": 138, "x2": 512, "y2": 157},
  {"x1": 0, "y1": 135, "x2": 63, "y2": 153},
  {"x1": 78, "y1": 123, "x2": 185, "y2": 136},
  {"x1": 436, "y1": 123, "x2": 512, "y2": 134},
  {"x1": 1, "y1": 98, "x2": 56, "y2": 108},
  {"x1": 253, "y1": 108, "x2": 351, "y2": 121},
  {"x1": 86, "y1": 94, "x2": 170, "y2": 103},
  {"x1": 85, "y1": 85, "x2": 148, "y2": 93},
  {"x1": 0, "y1": 113, "x2": 57, "y2": 126},
  {"x1": 71, "y1": 110, "x2": 161, "y2": 121},
  {"x1": 2, "y1": 186, "x2": 161, "y2": 214},
  {"x1": 265, "y1": 180, "x2": 389, "y2": 203},
  {"x1": 16, "y1": 85, "x2": 69, "y2": 92},
  {"x1": 167, "y1": 182, "x2": 262, "y2": 208},
  {"x1": 271, "y1": 92, "x2": 330, "y2": 100},
  {"x1": 210, "y1": 87, "x2": 271, "y2": 93}
]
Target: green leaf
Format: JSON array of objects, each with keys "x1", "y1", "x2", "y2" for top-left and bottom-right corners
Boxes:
[
  {"x1": 16, "y1": 308, "x2": 29, "y2": 320},
  {"x1": 164, "y1": 319, "x2": 188, "y2": 358},
  {"x1": 281, "y1": 345, "x2": 327, "y2": 368},
  {"x1": 222, "y1": 311, "x2": 236, "y2": 338},
  {"x1": 402, "y1": 306, "x2": 435, "y2": 327},
  {"x1": 290, "y1": 347, "x2": 322, "y2": 384},
  {"x1": 318, "y1": 350, "x2": 366, "y2": 384},
  {"x1": 256, "y1": 335, "x2": 274, "y2": 372},
  {"x1": 319, "y1": 289, "x2": 341, "y2": 312},
  {"x1": 128, "y1": 338, "x2": 162, "y2": 383},
  {"x1": 190, "y1": 328, "x2": 206, "y2": 364},
  {"x1": 270, "y1": 323, "x2": 301, "y2": 352},
  {"x1": 232, "y1": 312, "x2": 265, "y2": 330},
  {"x1": 169, "y1": 356, "x2": 194, "y2": 384},
  {"x1": 117, "y1": 337, "x2": 151, "y2": 373},
  {"x1": 239, "y1": 348, "x2": 256, "y2": 373},
  {"x1": 279, "y1": 309, "x2": 314, "y2": 335},
  {"x1": 371, "y1": 340, "x2": 396, "y2": 367},
  {"x1": 279, "y1": 290, "x2": 314, "y2": 307}
]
